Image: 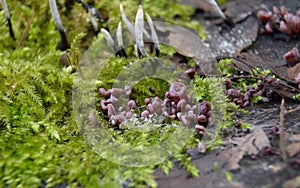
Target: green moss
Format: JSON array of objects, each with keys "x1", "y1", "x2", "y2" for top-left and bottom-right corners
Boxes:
[
  {"x1": 217, "y1": 0, "x2": 227, "y2": 6},
  {"x1": 0, "y1": 1, "x2": 231, "y2": 187},
  {"x1": 191, "y1": 76, "x2": 243, "y2": 150}
]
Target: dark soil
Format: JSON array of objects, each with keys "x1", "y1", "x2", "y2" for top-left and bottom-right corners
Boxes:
[{"x1": 154, "y1": 0, "x2": 300, "y2": 187}]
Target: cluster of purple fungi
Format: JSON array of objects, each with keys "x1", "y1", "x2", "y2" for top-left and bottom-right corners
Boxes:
[
  {"x1": 257, "y1": 5, "x2": 300, "y2": 35},
  {"x1": 257, "y1": 6, "x2": 300, "y2": 91},
  {"x1": 99, "y1": 82, "x2": 210, "y2": 138},
  {"x1": 224, "y1": 77, "x2": 279, "y2": 107}
]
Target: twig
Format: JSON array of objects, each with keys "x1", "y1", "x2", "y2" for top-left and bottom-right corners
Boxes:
[
  {"x1": 279, "y1": 98, "x2": 287, "y2": 161},
  {"x1": 17, "y1": 12, "x2": 35, "y2": 49},
  {"x1": 285, "y1": 106, "x2": 300, "y2": 114},
  {"x1": 230, "y1": 75, "x2": 263, "y2": 81}
]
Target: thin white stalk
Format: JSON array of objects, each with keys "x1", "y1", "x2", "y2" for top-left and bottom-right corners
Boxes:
[
  {"x1": 116, "y1": 22, "x2": 124, "y2": 48},
  {"x1": 146, "y1": 13, "x2": 160, "y2": 55},
  {"x1": 120, "y1": 3, "x2": 134, "y2": 36},
  {"x1": 135, "y1": 5, "x2": 147, "y2": 56},
  {"x1": 143, "y1": 29, "x2": 151, "y2": 40},
  {"x1": 206, "y1": 0, "x2": 227, "y2": 20},
  {"x1": 88, "y1": 12, "x2": 98, "y2": 31},
  {"x1": 49, "y1": 0, "x2": 65, "y2": 32},
  {"x1": 1, "y1": 0, "x2": 10, "y2": 19},
  {"x1": 100, "y1": 28, "x2": 115, "y2": 48}
]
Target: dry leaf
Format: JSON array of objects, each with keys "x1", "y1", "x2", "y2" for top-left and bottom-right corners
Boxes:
[
  {"x1": 203, "y1": 17, "x2": 258, "y2": 57},
  {"x1": 219, "y1": 128, "x2": 270, "y2": 170},
  {"x1": 283, "y1": 176, "x2": 300, "y2": 188},
  {"x1": 287, "y1": 142, "x2": 300, "y2": 157},
  {"x1": 155, "y1": 16, "x2": 258, "y2": 74},
  {"x1": 286, "y1": 134, "x2": 300, "y2": 157},
  {"x1": 289, "y1": 134, "x2": 300, "y2": 142},
  {"x1": 287, "y1": 64, "x2": 300, "y2": 81}
]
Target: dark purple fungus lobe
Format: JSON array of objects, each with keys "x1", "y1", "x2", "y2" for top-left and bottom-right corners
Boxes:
[
  {"x1": 141, "y1": 110, "x2": 150, "y2": 119},
  {"x1": 283, "y1": 47, "x2": 299, "y2": 64},
  {"x1": 128, "y1": 100, "x2": 136, "y2": 109},
  {"x1": 257, "y1": 10, "x2": 273, "y2": 24},
  {"x1": 107, "y1": 104, "x2": 116, "y2": 118}
]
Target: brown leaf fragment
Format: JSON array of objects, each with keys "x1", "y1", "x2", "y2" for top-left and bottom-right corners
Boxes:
[
  {"x1": 287, "y1": 63, "x2": 300, "y2": 81},
  {"x1": 286, "y1": 133, "x2": 300, "y2": 158},
  {"x1": 230, "y1": 128, "x2": 271, "y2": 155},
  {"x1": 283, "y1": 176, "x2": 300, "y2": 188},
  {"x1": 219, "y1": 128, "x2": 270, "y2": 170},
  {"x1": 287, "y1": 142, "x2": 300, "y2": 157},
  {"x1": 225, "y1": 0, "x2": 255, "y2": 23},
  {"x1": 155, "y1": 22, "x2": 217, "y2": 74},
  {"x1": 289, "y1": 134, "x2": 300, "y2": 142},
  {"x1": 204, "y1": 17, "x2": 258, "y2": 57},
  {"x1": 231, "y1": 52, "x2": 290, "y2": 81},
  {"x1": 155, "y1": 16, "x2": 258, "y2": 74}
]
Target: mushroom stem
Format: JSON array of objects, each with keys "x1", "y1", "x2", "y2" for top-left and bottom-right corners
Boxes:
[
  {"x1": 116, "y1": 22, "x2": 127, "y2": 57},
  {"x1": 146, "y1": 13, "x2": 160, "y2": 57},
  {"x1": 120, "y1": 3, "x2": 135, "y2": 37},
  {"x1": 1, "y1": 0, "x2": 15, "y2": 39},
  {"x1": 88, "y1": 12, "x2": 99, "y2": 31},
  {"x1": 49, "y1": 0, "x2": 69, "y2": 50},
  {"x1": 100, "y1": 28, "x2": 115, "y2": 49},
  {"x1": 135, "y1": 5, "x2": 148, "y2": 57}
]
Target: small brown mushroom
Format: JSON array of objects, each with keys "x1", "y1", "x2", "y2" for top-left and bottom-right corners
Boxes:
[
  {"x1": 257, "y1": 10, "x2": 273, "y2": 24},
  {"x1": 107, "y1": 104, "x2": 116, "y2": 118},
  {"x1": 198, "y1": 114, "x2": 207, "y2": 124},
  {"x1": 128, "y1": 100, "x2": 136, "y2": 109},
  {"x1": 110, "y1": 88, "x2": 123, "y2": 98},
  {"x1": 176, "y1": 99, "x2": 187, "y2": 112},
  {"x1": 279, "y1": 21, "x2": 292, "y2": 35},
  {"x1": 141, "y1": 110, "x2": 150, "y2": 119},
  {"x1": 264, "y1": 22, "x2": 274, "y2": 34},
  {"x1": 283, "y1": 47, "x2": 299, "y2": 64}
]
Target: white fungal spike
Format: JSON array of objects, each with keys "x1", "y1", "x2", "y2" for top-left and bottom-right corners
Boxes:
[
  {"x1": 49, "y1": 0, "x2": 65, "y2": 32},
  {"x1": 49, "y1": 0, "x2": 69, "y2": 50},
  {"x1": 100, "y1": 28, "x2": 115, "y2": 48},
  {"x1": 116, "y1": 22, "x2": 124, "y2": 48},
  {"x1": 88, "y1": 12, "x2": 98, "y2": 31},
  {"x1": 143, "y1": 28, "x2": 151, "y2": 39},
  {"x1": 135, "y1": 5, "x2": 147, "y2": 57},
  {"x1": 1, "y1": 0, "x2": 10, "y2": 20},
  {"x1": 146, "y1": 13, "x2": 160, "y2": 56},
  {"x1": 120, "y1": 3, "x2": 135, "y2": 36},
  {"x1": 206, "y1": 0, "x2": 227, "y2": 20}
]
